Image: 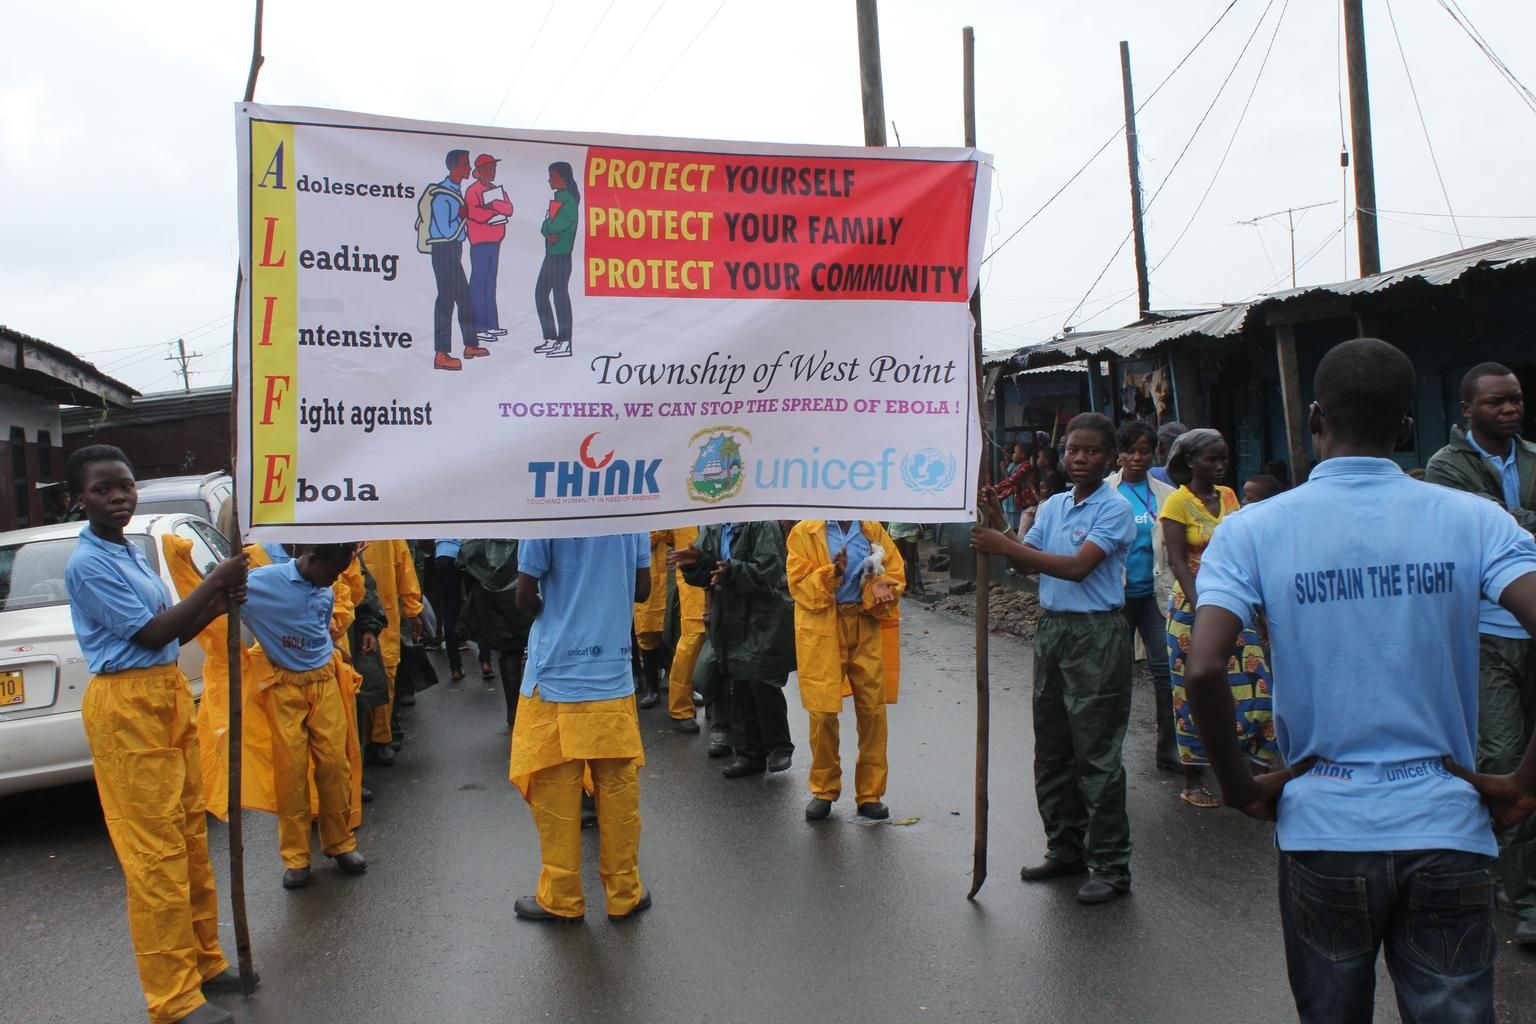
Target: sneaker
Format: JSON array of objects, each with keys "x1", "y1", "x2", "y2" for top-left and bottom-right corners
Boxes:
[
  {"x1": 433, "y1": 352, "x2": 462, "y2": 371},
  {"x1": 476, "y1": 331, "x2": 498, "y2": 343},
  {"x1": 544, "y1": 340, "x2": 573, "y2": 358},
  {"x1": 488, "y1": 328, "x2": 508, "y2": 336},
  {"x1": 533, "y1": 339, "x2": 559, "y2": 353}
]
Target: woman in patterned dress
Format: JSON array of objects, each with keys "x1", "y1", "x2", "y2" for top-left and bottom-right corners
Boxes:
[{"x1": 1160, "y1": 429, "x2": 1279, "y2": 808}]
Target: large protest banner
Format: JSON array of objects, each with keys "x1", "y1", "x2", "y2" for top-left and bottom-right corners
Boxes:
[{"x1": 235, "y1": 104, "x2": 993, "y2": 540}]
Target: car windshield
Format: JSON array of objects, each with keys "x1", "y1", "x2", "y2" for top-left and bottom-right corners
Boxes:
[
  {"x1": 0, "y1": 535, "x2": 157, "y2": 612},
  {"x1": 134, "y1": 498, "x2": 210, "y2": 518}
]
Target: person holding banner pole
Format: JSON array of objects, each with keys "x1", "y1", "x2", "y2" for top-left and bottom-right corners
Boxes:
[
  {"x1": 63, "y1": 444, "x2": 253, "y2": 1024},
  {"x1": 970, "y1": 414, "x2": 1138, "y2": 905},
  {"x1": 510, "y1": 534, "x2": 652, "y2": 923}
]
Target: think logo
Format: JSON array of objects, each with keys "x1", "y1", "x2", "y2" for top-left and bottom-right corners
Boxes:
[
  {"x1": 528, "y1": 432, "x2": 661, "y2": 498},
  {"x1": 687, "y1": 426, "x2": 750, "y2": 504}
]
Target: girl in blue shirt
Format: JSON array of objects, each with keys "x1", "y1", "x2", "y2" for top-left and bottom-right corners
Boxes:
[{"x1": 62, "y1": 445, "x2": 250, "y2": 1024}]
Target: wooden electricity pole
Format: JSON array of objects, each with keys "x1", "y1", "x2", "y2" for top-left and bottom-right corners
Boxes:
[
  {"x1": 1120, "y1": 41, "x2": 1151, "y2": 319},
  {"x1": 855, "y1": 0, "x2": 888, "y2": 147},
  {"x1": 963, "y1": 24, "x2": 993, "y2": 902},
  {"x1": 1342, "y1": 0, "x2": 1381, "y2": 277}
]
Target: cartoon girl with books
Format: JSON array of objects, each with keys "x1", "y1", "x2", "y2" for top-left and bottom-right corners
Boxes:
[{"x1": 533, "y1": 161, "x2": 580, "y2": 359}]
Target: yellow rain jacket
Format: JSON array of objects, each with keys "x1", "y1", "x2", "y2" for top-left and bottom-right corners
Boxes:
[
  {"x1": 172, "y1": 537, "x2": 363, "y2": 828},
  {"x1": 785, "y1": 520, "x2": 905, "y2": 714},
  {"x1": 632, "y1": 530, "x2": 671, "y2": 637},
  {"x1": 361, "y1": 539, "x2": 423, "y2": 673}
]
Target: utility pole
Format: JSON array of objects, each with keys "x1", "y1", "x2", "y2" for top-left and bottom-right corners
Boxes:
[
  {"x1": 1120, "y1": 41, "x2": 1151, "y2": 319},
  {"x1": 855, "y1": 0, "x2": 887, "y2": 146},
  {"x1": 165, "y1": 337, "x2": 199, "y2": 391},
  {"x1": 1342, "y1": 0, "x2": 1381, "y2": 276}
]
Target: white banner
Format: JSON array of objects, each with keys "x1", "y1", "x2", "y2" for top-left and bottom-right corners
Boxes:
[{"x1": 236, "y1": 104, "x2": 992, "y2": 540}]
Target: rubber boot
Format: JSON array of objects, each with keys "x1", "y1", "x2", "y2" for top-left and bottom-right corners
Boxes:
[{"x1": 638, "y1": 649, "x2": 661, "y2": 709}]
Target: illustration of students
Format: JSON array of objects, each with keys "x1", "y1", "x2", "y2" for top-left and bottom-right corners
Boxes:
[
  {"x1": 418, "y1": 149, "x2": 488, "y2": 372},
  {"x1": 464, "y1": 154, "x2": 513, "y2": 345},
  {"x1": 533, "y1": 161, "x2": 579, "y2": 359}
]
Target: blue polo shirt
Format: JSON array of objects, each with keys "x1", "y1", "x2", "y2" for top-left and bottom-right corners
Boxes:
[
  {"x1": 1023, "y1": 481, "x2": 1136, "y2": 612},
  {"x1": 435, "y1": 539, "x2": 463, "y2": 560},
  {"x1": 826, "y1": 521, "x2": 873, "y2": 604},
  {"x1": 260, "y1": 543, "x2": 292, "y2": 565},
  {"x1": 244, "y1": 560, "x2": 336, "y2": 672},
  {"x1": 1196, "y1": 457, "x2": 1536, "y2": 856},
  {"x1": 520, "y1": 534, "x2": 649, "y2": 702},
  {"x1": 65, "y1": 527, "x2": 178, "y2": 674},
  {"x1": 1465, "y1": 434, "x2": 1529, "y2": 639}
]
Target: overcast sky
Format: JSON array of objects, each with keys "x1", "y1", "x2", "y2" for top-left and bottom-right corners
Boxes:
[{"x1": 3, "y1": 0, "x2": 1534, "y2": 394}]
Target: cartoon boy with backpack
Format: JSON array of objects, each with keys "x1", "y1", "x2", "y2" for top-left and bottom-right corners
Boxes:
[{"x1": 415, "y1": 149, "x2": 488, "y2": 372}]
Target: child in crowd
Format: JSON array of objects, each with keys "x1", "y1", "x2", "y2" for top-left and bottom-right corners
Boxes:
[{"x1": 242, "y1": 543, "x2": 369, "y2": 889}]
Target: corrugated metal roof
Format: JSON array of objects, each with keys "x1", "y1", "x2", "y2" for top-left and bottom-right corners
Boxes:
[{"x1": 1007, "y1": 236, "x2": 1536, "y2": 367}]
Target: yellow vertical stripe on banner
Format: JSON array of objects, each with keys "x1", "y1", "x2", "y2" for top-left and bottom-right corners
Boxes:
[{"x1": 249, "y1": 121, "x2": 298, "y2": 525}]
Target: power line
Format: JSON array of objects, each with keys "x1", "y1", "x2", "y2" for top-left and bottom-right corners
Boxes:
[
  {"x1": 618, "y1": 0, "x2": 729, "y2": 132},
  {"x1": 1149, "y1": 0, "x2": 1291, "y2": 275},
  {"x1": 531, "y1": 0, "x2": 618, "y2": 128},
  {"x1": 979, "y1": 0, "x2": 1241, "y2": 265},
  {"x1": 572, "y1": 0, "x2": 670, "y2": 126},
  {"x1": 1384, "y1": 0, "x2": 1461, "y2": 247},
  {"x1": 1062, "y1": 0, "x2": 1278, "y2": 330},
  {"x1": 1436, "y1": 0, "x2": 1536, "y2": 116},
  {"x1": 489, "y1": 0, "x2": 557, "y2": 125},
  {"x1": 1369, "y1": 208, "x2": 1536, "y2": 220}
]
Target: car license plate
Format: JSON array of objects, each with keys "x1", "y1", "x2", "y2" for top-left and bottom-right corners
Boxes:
[{"x1": 0, "y1": 669, "x2": 23, "y2": 707}]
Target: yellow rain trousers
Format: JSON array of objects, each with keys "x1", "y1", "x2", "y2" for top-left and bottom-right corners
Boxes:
[
  {"x1": 633, "y1": 531, "x2": 671, "y2": 650},
  {"x1": 664, "y1": 526, "x2": 707, "y2": 720},
  {"x1": 361, "y1": 540, "x2": 423, "y2": 744},
  {"x1": 168, "y1": 537, "x2": 363, "y2": 835},
  {"x1": 81, "y1": 663, "x2": 229, "y2": 1024},
  {"x1": 786, "y1": 521, "x2": 904, "y2": 804},
  {"x1": 265, "y1": 662, "x2": 357, "y2": 868},
  {"x1": 509, "y1": 690, "x2": 645, "y2": 918}
]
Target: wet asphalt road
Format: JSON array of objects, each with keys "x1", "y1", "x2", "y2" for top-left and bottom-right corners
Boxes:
[{"x1": 4, "y1": 602, "x2": 1535, "y2": 1024}]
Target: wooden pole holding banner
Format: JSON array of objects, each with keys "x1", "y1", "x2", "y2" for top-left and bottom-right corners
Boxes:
[
  {"x1": 962, "y1": 24, "x2": 992, "y2": 901},
  {"x1": 225, "y1": 0, "x2": 265, "y2": 998}
]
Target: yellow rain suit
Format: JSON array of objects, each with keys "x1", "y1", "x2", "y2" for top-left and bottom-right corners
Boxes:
[
  {"x1": 510, "y1": 691, "x2": 646, "y2": 918},
  {"x1": 632, "y1": 531, "x2": 671, "y2": 650},
  {"x1": 661, "y1": 525, "x2": 706, "y2": 720},
  {"x1": 785, "y1": 521, "x2": 904, "y2": 805},
  {"x1": 361, "y1": 539, "x2": 423, "y2": 744},
  {"x1": 172, "y1": 539, "x2": 363, "y2": 845},
  {"x1": 262, "y1": 656, "x2": 358, "y2": 868}
]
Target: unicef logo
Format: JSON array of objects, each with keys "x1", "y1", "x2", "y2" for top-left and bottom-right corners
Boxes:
[{"x1": 901, "y1": 448, "x2": 957, "y2": 494}]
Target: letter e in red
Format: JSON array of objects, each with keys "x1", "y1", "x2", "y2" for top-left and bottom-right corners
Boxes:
[{"x1": 261, "y1": 454, "x2": 291, "y2": 504}]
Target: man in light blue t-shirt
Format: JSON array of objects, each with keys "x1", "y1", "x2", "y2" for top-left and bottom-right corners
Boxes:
[
  {"x1": 508, "y1": 534, "x2": 653, "y2": 925},
  {"x1": 1187, "y1": 339, "x2": 1536, "y2": 1023}
]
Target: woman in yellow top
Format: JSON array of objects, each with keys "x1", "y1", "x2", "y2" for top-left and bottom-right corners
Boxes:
[{"x1": 1160, "y1": 429, "x2": 1278, "y2": 808}]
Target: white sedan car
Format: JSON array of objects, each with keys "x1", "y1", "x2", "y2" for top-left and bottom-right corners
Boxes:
[{"x1": 0, "y1": 513, "x2": 232, "y2": 798}]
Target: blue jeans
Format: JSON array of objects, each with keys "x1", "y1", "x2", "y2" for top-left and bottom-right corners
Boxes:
[
  {"x1": 1279, "y1": 849, "x2": 1498, "y2": 1023},
  {"x1": 469, "y1": 242, "x2": 500, "y2": 333}
]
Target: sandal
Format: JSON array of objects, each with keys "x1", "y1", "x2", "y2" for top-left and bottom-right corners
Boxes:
[{"x1": 1179, "y1": 786, "x2": 1220, "y2": 809}]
